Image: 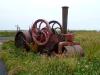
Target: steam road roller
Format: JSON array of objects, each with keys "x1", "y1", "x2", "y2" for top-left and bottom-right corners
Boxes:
[{"x1": 15, "y1": 6, "x2": 84, "y2": 57}]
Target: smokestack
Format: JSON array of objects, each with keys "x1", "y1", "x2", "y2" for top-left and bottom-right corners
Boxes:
[{"x1": 62, "y1": 6, "x2": 69, "y2": 33}]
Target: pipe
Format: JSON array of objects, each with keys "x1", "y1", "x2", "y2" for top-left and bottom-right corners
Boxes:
[{"x1": 62, "y1": 6, "x2": 69, "y2": 33}]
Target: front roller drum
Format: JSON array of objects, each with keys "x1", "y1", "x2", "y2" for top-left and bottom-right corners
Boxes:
[{"x1": 64, "y1": 45, "x2": 84, "y2": 57}]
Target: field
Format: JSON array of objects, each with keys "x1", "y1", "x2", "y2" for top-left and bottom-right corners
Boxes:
[
  {"x1": 0, "y1": 31, "x2": 100, "y2": 75},
  {"x1": 0, "y1": 31, "x2": 16, "y2": 37}
]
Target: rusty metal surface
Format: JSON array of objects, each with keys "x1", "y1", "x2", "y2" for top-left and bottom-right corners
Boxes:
[
  {"x1": 73, "y1": 45, "x2": 84, "y2": 56},
  {"x1": 15, "y1": 30, "x2": 32, "y2": 50},
  {"x1": 58, "y1": 32, "x2": 84, "y2": 56},
  {"x1": 64, "y1": 46, "x2": 76, "y2": 57},
  {"x1": 63, "y1": 33, "x2": 74, "y2": 42},
  {"x1": 14, "y1": 6, "x2": 84, "y2": 57},
  {"x1": 31, "y1": 19, "x2": 52, "y2": 45},
  {"x1": 49, "y1": 20, "x2": 63, "y2": 33},
  {"x1": 62, "y1": 6, "x2": 69, "y2": 34},
  {"x1": 49, "y1": 20, "x2": 65, "y2": 41},
  {"x1": 64, "y1": 45, "x2": 84, "y2": 57}
]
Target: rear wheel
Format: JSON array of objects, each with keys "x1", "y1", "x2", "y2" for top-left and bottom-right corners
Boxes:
[
  {"x1": 15, "y1": 31, "x2": 32, "y2": 51},
  {"x1": 15, "y1": 31, "x2": 26, "y2": 48}
]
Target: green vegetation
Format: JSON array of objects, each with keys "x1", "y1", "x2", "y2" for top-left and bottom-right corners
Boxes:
[
  {"x1": 0, "y1": 31, "x2": 16, "y2": 37},
  {"x1": 0, "y1": 31, "x2": 100, "y2": 75}
]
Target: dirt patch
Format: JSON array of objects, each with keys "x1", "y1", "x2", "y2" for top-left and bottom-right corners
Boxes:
[
  {"x1": 0, "y1": 36, "x2": 14, "y2": 42},
  {"x1": 0, "y1": 42, "x2": 2, "y2": 45},
  {"x1": 0, "y1": 59, "x2": 7, "y2": 75},
  {"x1": 0, "y1": 39, "x2": 8, "y2": 75}
]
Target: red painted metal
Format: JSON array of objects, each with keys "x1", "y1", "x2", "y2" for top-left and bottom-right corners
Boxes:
[
  {"x1": 14, "y1": 6, "x2": 84, "y2": 57},
  {"x1": 31, "y1": 19, "x2": 52, "y2": 45},
  {"x1": 58, "y1": 33, "x2": 80, "y2": 53}
]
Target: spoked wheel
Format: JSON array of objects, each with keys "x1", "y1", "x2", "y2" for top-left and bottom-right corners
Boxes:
[
  {"x1": 49, "y1": 20, "x2": 63, "y2": 34},
  {"x1": 32, "y1": 19, "x2": 52, "y2": 45},
  {"x1": 49, "y1": 20, "x2": 64, "y2": 41},
  {"x1": 64, "y1": 45, "x2": 84, "y2": 57}
]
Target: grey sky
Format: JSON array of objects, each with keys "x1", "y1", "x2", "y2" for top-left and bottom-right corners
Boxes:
[{"x1": 0, "y1": 0, "x2": 100, "y2": 30}]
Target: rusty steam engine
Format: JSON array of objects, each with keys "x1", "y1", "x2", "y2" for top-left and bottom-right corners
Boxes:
[{"x1": 15, "y1": 6, "x2": 84, "y2": 57}]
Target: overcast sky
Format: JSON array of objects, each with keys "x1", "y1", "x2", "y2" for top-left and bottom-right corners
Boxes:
[{"x1": 0, "y1": 0, "x2": 100, "y2": 30}]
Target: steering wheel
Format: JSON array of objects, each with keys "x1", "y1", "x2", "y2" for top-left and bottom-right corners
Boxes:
[
  {"x1": 32, "y1": 19, "x2": 51, "y2": 45},
  {"x1": 49, "y1": 20, "x2": 63, "y2": 34}
]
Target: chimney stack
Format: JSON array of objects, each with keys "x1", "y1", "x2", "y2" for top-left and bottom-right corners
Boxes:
[{"x1": 62, "y1": 6, "x2": 69, "y2": 33}]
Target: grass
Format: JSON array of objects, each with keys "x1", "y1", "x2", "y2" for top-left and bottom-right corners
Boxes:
[
  {"x1": 0, "y1": 31, "x2": 16, "y2": 37},
  {"x1": 0, "y1": 31, "x2": 100, "y2": 75}
]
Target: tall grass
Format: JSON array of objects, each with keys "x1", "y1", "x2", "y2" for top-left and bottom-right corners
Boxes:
[
  {"x1": 0, "y1": 31, "x2": 100, "y2": 75},
  {"x1": 75, "y1": 32, "x2": 100, "y2": 60}
]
